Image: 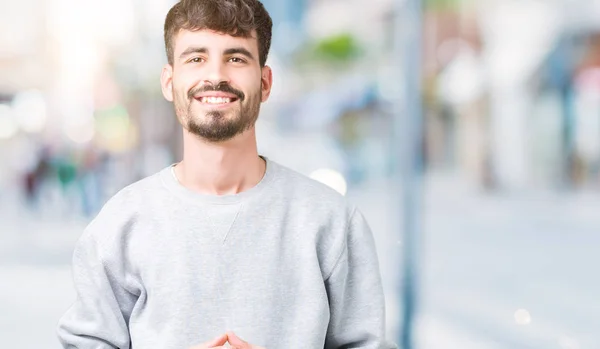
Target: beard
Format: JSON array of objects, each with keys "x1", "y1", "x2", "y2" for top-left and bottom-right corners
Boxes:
[{"x1": 174, "y1": 81, "x2": 261, "y2": 142}]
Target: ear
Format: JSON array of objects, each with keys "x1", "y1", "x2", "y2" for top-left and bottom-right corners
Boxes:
[
  {"x1": 260, "y1": 65, "x2": 273, "y2": 103},
  {"x1": 160, "y1": 64, "x2": 174, "y2": 102}
]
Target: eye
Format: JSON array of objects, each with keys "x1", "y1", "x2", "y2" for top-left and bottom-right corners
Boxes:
[
  {"x1": 229, "y1": 57, "x2": 246, "y2": 64},
  {"x1": 189, "y1": 57, "x2": 204, "y2": 63}
]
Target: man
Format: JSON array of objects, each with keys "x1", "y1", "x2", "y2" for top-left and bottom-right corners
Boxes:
[{"x1": 57, "y1": 0, "x2": 396, "y2": 348}]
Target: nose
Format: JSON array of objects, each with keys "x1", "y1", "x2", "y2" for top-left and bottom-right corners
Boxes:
[{"x1": 202, "y1": 59, "x2": 230, "y2": 87}]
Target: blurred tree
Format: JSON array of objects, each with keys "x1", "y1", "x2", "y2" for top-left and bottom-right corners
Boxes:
[
  {"x1": 313, "y1": 33, "x2": 362, "y2": 62},
  {"x1": 424, "y1": 0, "x2": 466, "y2": 10},
  {"x1": 294, "y1": 33, "x2": 363, "y2": 68}
]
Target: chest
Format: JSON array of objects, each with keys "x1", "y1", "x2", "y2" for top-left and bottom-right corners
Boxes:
[
  {"x1": 131, "y1": 206, "x2": 328, "y2": 305},
  {"x1": 126, "y1": 202, "x2": 335, "y2": 348}
]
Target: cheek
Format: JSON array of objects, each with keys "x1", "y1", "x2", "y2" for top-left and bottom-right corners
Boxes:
[
  {"x1": 173, "y1": 71, "x2": 198, "y2": 95},
  {"x1": 235, "y1": 70, "x2": 262, "y2": 89}
]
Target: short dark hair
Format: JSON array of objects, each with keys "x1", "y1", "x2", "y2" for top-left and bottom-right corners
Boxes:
[{"x1": 164, "y1": 0, "x2": 273, "y2": 67}]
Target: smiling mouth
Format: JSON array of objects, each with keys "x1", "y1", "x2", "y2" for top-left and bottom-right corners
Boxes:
[{"x1": 196, "y1": 96, "x2": 239, "y2": 105}]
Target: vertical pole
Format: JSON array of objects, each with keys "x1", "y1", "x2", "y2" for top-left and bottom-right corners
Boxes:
[{"x1": 393, "y1": 0, "x2": 423, "y2": 348}]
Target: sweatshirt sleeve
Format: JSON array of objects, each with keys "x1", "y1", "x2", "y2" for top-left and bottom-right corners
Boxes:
[
  {"x1": 57, "y1": 224, "x2": 137, "y2": 349},
  {"x1": 324, "y1": 208, "x2": 398, "y2": 349}
]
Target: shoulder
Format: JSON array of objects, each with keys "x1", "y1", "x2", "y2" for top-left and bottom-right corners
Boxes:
[
  {"x1": 269, "y1": 160, "x2": 356, "y2": 216},
  {"x1": 268, "y1": 161, "x2": 368, "y2": 278},
  {"x1": 102, "y1": 171, "x2": 165, "y2": 214},
  {"x1": 81, "y1": 170, "x2": 167, "y2": 246}
]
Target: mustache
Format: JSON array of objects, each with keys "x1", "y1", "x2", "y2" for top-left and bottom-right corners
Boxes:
[{"x1": 188, "y1": 82, "x2": 245, "y2": 101}]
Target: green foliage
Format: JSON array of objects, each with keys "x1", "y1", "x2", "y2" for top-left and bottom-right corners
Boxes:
[
  {"x1": 424, "y1": 0, "x2": 466, "y2": 10},
  {"x1": 295, "y1": 33, "x2": 364, "y2": 67}
]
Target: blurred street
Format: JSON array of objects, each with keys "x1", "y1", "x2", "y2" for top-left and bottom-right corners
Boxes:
[
  {"x1": 2, "y1": 174, "x2": 599, "y2": 349},
  {"x1": 418, "y1": 179, "x2": 600, "y2": 349},
  {"x1": 3, "y1": 0, "x2": 600, "y2": 347}
]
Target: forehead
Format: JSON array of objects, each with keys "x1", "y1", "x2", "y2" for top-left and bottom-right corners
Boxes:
[{"x1": 174, "y1": 29, "x2": 258, "y2": 55}]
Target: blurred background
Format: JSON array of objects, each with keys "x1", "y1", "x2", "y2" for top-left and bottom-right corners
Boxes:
[{"x1": 1, "y1": 0, "x2": 600, "y2": 348}]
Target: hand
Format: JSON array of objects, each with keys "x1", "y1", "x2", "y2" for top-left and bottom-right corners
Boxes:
[
  {"x1": 188, "y1": 333, "x2": 229, "y2": 348},
  {"x1": 226, "y1": 331, "x2": 266, "y2": 349}
]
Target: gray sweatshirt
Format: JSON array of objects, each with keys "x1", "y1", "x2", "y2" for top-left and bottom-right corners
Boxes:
[{"x1": 57, "y1": 158, "x2": 397, "y2": 349}]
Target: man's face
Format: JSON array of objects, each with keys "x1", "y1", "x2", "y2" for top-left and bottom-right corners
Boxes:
[{"x1": 161, "y1": 29, "x2": 272, "y2": 142}]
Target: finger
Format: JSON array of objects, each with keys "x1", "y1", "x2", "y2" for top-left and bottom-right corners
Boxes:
[
  {"x1": 188, "y1": 342, "x2": 229, "y2": 349},
  {"x1": 226, "y1": 331, "x2": 248, "y2": 347},
  {"x1": 198, "y1": 333, "x2": 229, "y2": 348},
  {"x1": 188, "y1": 342, "x2": 228, "y2": 349}
]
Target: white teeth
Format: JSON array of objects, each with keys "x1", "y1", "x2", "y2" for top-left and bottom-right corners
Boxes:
[{"x1": 201, "y1": 97, "x2": 232, "y2": 104}]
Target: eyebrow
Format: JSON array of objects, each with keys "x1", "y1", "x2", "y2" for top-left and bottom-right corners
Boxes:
[
  {"x1": 179, "y1": 46, "x2": 208, "y2": 60},
  {"x1": 223, "y1": 47, "x2": 255, "y2": 61}
]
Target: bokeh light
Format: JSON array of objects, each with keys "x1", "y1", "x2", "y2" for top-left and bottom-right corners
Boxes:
[
  {"x1": 514, "y1": 309, "x2": 532, "y2": 326},
  {"x1": 12, "y1": 90, "x2": 48, "y2": 133},
  {"x1": 0, "y1": 104, "x2": 18, "y2": 140},
  {"x1": 309, "y1": 168, "x2": 348, "y2": 195}
]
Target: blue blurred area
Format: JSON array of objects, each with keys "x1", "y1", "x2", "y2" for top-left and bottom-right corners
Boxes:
[{"x1": 1, "y1": 0, "x2": 600, "y2": 348}]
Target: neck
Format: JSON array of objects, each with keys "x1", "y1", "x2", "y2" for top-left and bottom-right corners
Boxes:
[{"x1": 174, "y1": 127, "x2": 266, "y2": 195}]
